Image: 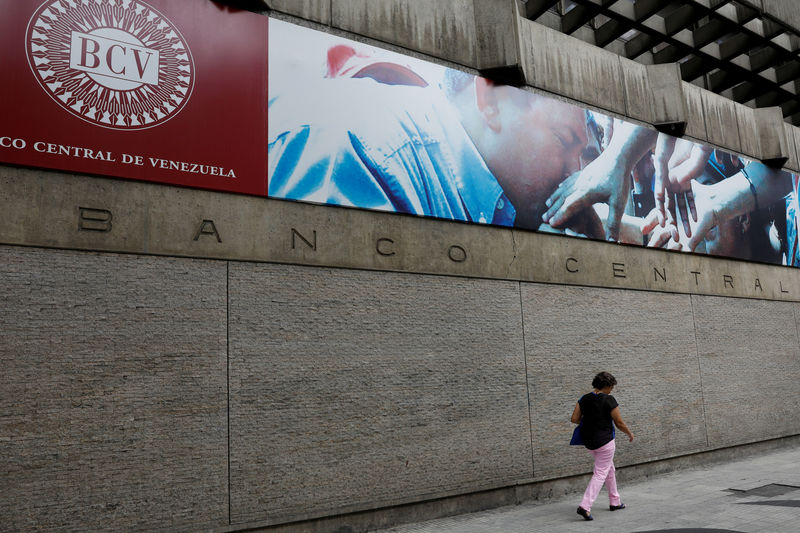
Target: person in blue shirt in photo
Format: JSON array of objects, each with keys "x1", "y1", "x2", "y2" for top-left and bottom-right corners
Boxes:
[{"x1": 268, "y1": 58, "x2": 599, "y2": 233}]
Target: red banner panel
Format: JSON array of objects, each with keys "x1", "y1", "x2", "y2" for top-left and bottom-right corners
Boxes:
[{"x1": 0, "y1": 0, "x2": 267, "y2": 195}]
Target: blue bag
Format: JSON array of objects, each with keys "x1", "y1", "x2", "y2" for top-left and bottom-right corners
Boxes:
[{"x1": 570, "y1": 422, "x2": 583, "y2": 446}]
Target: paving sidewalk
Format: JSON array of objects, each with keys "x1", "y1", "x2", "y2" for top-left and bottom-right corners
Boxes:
[{"x1": 374, "y1": 446, "x2": 800, "y2": 533}]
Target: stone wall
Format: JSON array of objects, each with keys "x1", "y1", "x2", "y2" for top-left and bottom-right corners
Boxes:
[
  {"x1": 1, "y1": 247, "x2": 228, "y2": 532},
  {"x1": 228, "y1": 264, "x2": 530, "y2": 525},
  {"x1": 3, "y1": 241, "x2": 800, "y2": 531},
  {"x1": 4, "y1": 1, "x2": 800, "y2": 531}
]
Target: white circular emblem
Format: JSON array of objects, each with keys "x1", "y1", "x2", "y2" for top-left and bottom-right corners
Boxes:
[{"x1": 26, "y1": 0, "x2": 195, "y2": 130}]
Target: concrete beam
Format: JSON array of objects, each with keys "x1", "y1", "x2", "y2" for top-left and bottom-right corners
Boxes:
[
  {"x1": 561, "y1": 0, "x2": 604, "y2": 34},
  {"x1": 264, "y1": 0, "x2": 329, "y2": 23},
  {"x1": 330, "y1": 0, "x2": 477, "y2": 69},
  {"x1": 682, "y1": 82, "x2": 709, "y2": 142},
  {"x1": 665, "y1": 4, "x2": 704, "y2": 35},
  {"x1": 762, "y1": 0, "x2": 800, "y2": 37},
  {"x1": 700, "y1": 87, "x2": 743, "y2": 153},
  {"x1": 754, "y1": 106, "x2": 790, "y2": 166},
  {"x1": 525, "y1": 0, "x2": 560, "y2": 20},
  {"x1": 318, "y1": 0, "x2": 526, "y2": 78},
  {"x1": 626, "y1": 31, "x2": 662, "y2": 60},
  {"x1": 693, "y1": 17, "x2": 729, "y2": 49},
  {"x1": 621, "y1": 58, "x2": 655, "y2": 125},
  {"x1": 733, "y1": 79, "x2": 773, "y2": 104},
  {"x1": 519, "y1": 19, "x2": 626, "y2": 115},
  {"x1": 734, "y1": 102, "x2": 761, "y2": 159},
  {"x1": 647, "y1": 63, "x2": 689, "y2": 136}
]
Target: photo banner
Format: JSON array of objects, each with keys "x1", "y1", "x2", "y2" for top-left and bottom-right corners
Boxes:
[
  {"x1": 4, "y1": 6, "x2": 800, "y2": 270},
  {"x1": 267, "y1": 18, "x2": 800, "y2": 269},
  {"x1": 0, "y1": 0, "x2": 268, "y2": 195}
]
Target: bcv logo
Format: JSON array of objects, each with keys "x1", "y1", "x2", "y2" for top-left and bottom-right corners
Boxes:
[
  {"x1": 27, "y1": 0, "x2": 194, "y2": 130},
  {"x1": 69, "y1": 30, "x2": 160, "y2": 88}
]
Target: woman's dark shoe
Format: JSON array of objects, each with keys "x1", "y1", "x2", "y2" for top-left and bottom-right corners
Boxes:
[
  {"x1": 576, "y1": 507, "x2": 593, "y2": 521},
  {"x1": 609, "y1": 503, "x2": 626, "y2": 511}
]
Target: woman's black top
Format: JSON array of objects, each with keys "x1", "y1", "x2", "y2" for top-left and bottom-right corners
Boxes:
[{"x1": 578, "y1": 392, "x2": 618, "y2": 450}]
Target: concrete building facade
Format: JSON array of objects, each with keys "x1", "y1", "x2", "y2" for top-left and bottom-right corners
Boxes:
[{"x1": 3, "y1": 1, "x2": 800, "y2": 532}]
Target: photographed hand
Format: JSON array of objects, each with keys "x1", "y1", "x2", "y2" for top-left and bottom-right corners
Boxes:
[
  {"x1": 668, "y1": 142, "x2": 712, "y2": 191},
  {"x1": 670, "y1": 187, "x2": 698, "y2": 238},
  {"x1": 564, "y1": 207, "x2": 606, "y2": 240},
  {"x1": 595, "y1": 115, "x2": 615, "y2": 150},
  {"x1": 683, "y1": 180, "x2": 724, "y2": 252},
  {"x1": 653, "y1": 134, "x2": 676, "y2": 228},
  {"x1": 543, "y1": 155, "x2": 630, "y2": 242},
  {"x1": 653, "y1": 137, "x2": 710, "y2": 230},
  {"x1": 539, "y1": 197, "x2": 606, "y2": 240},
  {"x1": 641, "y1": 207, "x2": 682, "y2": 249},
  {"x1": 627, "y1": 432, "x2": 634, "y2": 443}
]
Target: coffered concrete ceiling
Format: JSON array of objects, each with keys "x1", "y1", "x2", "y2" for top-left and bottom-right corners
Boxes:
[{"x1": 524, "y1": 0, "x2": 800, "y2": 124}]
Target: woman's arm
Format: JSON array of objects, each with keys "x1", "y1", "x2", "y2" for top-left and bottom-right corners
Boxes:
[
  {"x1": 571, "y1": 402, "x2": 582, "y2": 424},
  {"x1": 610, "y1": 407, "x2": 634, "y2": 442}
]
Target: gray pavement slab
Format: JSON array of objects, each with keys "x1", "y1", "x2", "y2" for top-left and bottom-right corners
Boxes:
[{"x1": 373, "y1": 446, "x2": 800, "y2": 533}]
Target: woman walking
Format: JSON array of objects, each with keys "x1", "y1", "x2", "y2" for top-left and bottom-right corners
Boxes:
[{"x1": 571, "y1": 371, "x2": 634, "y2": 521}]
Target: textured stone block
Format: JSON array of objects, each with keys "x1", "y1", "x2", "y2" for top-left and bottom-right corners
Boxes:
[
  {"x1": 228, "y1": 263, "x2": 531, "y2": 524},
  {"x1": 0, "y1": 165, "x2": 43, "y2": 244},
  {"x1": 0, "y1": 246, "x2": 228, "y2": 532},
  {"x1": 4, "y1": 166, "x2": 800, "y2": 303},
  {"x1": 0, "y1": 166, "x2": 149, "y2": 253},
  {"x1": 522, "y1": 284, "x2": 706, "y2": 479},
  {"x1": 693, "y1": 295, "x2": 800, "y2": 448}
]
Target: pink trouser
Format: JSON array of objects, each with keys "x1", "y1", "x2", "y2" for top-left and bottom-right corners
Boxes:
[{"x1": 579, "y1": 439, "x2": 621, "y2": 511}]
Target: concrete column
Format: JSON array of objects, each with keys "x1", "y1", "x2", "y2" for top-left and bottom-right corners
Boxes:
[
  {"x1": 473, "y1": 0, "x2": 525, "y2": 85},
  {"x1": 754, "y1": 106, "x2": 790, "y2": 167},
  {"x1": 519, "y1": 19, "x2": 626, "y2": 115},
  {"x1": 785, "y1": 123, "x2": 800, "y2": 172},
  {"x1": 646, "y1": 63, "x2": 688, "y2": 137}
]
